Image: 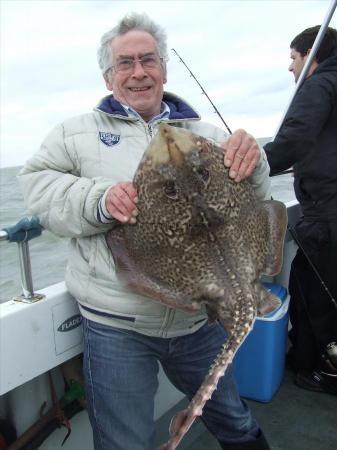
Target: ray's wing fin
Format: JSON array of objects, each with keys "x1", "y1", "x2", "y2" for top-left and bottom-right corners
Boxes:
[
  {"x1": 105, "y1": 229, "x2": 200, "y2": 313},
  {"x1": 261, "y1": 200, "x2": 288, "y2": 276},
  {"x1": 255, "y1": 282, "x2": 281, "y2": 317}
]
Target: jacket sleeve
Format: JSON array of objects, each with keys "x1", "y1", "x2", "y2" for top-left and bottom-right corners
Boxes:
[
  {"x1": 264, "y1": 74, "x2": 335, "y2": 175},
  {"x1": 248, "y1": 148, "x2": 271, "y2": 200},
  {"x1": 18, "y1": 123, "x2": 114, "y2": 238}
]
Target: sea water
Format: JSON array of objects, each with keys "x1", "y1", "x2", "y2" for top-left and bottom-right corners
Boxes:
[{"x1": 0, "y1": 166, "x2": 69, "y2": 303}]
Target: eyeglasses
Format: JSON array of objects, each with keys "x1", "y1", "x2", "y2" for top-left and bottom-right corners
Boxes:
[{"x1": 111, "y1": 54, "x2": 165, "y2": 74}]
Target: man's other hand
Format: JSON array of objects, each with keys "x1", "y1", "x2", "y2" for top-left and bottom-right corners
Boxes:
[
  {"x1": 105, "y1": 182, "x2": 138, "y2": 224},
  {"x1": 222, "y1": 129, "x2": 260, "y2": 182}
]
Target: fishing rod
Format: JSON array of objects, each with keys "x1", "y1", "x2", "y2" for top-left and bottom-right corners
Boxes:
[
  {"x1": 172, "y1": 47, "x2": 293, "y2": 177},
  {"x1": 172, "y1": 48, "x2": 232, "y2": 135},
  {"x1": 287, "y1": 225, "x2": 337, "y2": 311},
  {"x1": 271, "y1": 169, "x2": 293, "y2": 176}
]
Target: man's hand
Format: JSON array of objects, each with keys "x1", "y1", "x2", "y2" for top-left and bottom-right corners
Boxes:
[
  {"x1": 222, "y1": 129, "x2": 260, "y2": 182},
  {"x1": 105, "y1": 182, "x2": 138, "y2": 224}
]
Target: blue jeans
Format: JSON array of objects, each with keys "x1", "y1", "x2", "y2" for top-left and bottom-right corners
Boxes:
[{"x1": 82, "y1": 318, "x2": 259, "y2": 450}]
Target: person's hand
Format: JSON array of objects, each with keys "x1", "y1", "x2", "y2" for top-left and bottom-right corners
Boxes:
[
  {"x1": 105, "y1": 182, "x2": 138, "y2": 224},
  {"x1": 222, "y1": 129, "x2": 260, "y2": 182}
]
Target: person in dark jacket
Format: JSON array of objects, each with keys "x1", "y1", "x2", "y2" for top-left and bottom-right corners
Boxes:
[{"x1": 264, "y1": 26, "x2": 337, "y2": 395}]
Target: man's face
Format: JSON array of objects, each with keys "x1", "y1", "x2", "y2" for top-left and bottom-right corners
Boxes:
[
  {"x1": 105, "y1": 30, "x2": 166, "y2": 122},
  {"x1": 288, "y1": 48, "x2": 307, "y2": 82}
]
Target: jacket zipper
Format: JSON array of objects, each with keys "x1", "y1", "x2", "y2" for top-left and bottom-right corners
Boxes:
[
  {"x1": 160, "y1": 308, "x2": 176, "y2": 337},
  {"x1": 138, "y1": 121, "x2": 153, "y2": 142}
]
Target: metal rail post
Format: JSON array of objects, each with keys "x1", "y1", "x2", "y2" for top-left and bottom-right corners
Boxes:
[{"x1": 1, "y1": 218, "x2": 45, "y2": 303}]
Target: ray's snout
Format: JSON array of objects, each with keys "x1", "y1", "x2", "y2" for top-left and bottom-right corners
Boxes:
[
  {"x1": 145, "y1": 124, "x2": 195, "y2": 167},
  {"x1": 160, "y1": 125, "x2": 185, "y2": 166}
]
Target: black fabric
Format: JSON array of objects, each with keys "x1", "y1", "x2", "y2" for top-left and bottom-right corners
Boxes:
[
  {"x1": 287, "y1": 220, "x2": 337, "y2": 371},
  {"x1": 295, "y1": 370, "x2": 337, "y2": 395},
  {"x1": 219, "y1": 430, "x2": 270, "y2": 449},
  {"x1": 264, "y1": 48, "x2": 337, "y2": 220}
]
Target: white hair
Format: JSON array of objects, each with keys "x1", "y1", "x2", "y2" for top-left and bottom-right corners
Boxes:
[{"x1": 97, "y1": 12, "x2": 168, "y2": 74}]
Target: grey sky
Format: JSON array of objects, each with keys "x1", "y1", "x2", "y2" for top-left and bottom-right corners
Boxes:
[{"x1": 1, "y1": 0, "x2": 336, "y2": 167}]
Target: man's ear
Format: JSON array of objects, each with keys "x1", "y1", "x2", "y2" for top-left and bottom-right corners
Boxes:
[
  {"x1": 104, "y1": 72, "x2": 113, "y2": 91},
  {"x1": 306, "y1": 48, "x2": 319, "y2": 65},
  {"x1": 162, "y1": 62, "x2": 167, "y2": 84},
  {"x1": 305, "y1": 48, "x2": 319, "y2": 76}
]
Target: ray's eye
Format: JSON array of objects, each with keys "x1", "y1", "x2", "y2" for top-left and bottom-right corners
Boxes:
[
  {"x1": 197, "y1": 167, "x2": 210, "y2": 184},
  {"x1": 164, "y1": 180, "x2": 178, "y2": 199}
]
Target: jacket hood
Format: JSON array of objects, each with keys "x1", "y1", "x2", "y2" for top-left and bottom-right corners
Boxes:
[
  {"x1": 95, "y1": 91, "x2": 201, "y2": 121},
  {"x1": 315, "y1": 47, "x2": 337, "y2": 76}
]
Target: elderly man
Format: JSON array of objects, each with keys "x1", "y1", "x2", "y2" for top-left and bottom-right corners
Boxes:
[{"x1": 19, "y1": 12, "x2": 271, "y2": 450}]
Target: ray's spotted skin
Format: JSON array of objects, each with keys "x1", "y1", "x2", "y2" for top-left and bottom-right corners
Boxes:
[{"x1": 106, "y1": 124, "x2": 287, "y2": 449}]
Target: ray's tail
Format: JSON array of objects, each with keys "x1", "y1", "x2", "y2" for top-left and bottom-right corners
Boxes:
[{"x1": 157, "y1": 303, "x2": 256, "y2": 450}]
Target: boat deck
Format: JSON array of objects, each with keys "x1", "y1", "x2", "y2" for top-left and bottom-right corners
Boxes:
[
  {"x1": 36, "y1": 365, "x2": 336, "y2": 450},
  {"x1": 155, "y1": 368, "x2": 337, "y2": 450}
]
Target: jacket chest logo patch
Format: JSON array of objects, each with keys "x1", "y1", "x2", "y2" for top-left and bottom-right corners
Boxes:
[{"x1": 99, "y1": 132, "x2": 121, "y2": 147}]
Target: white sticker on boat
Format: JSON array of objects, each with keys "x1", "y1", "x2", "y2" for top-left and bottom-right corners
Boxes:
[{"x1": 52, "y1": 298, "x2": 83, "y2": 355}]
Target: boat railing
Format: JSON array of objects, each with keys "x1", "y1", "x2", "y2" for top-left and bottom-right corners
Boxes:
[{"x1": 0, "y1": 216, "x2": 45, "y2": 303}]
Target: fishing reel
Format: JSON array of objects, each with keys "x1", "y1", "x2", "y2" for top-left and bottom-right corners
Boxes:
[{"x1": 322, "y1": 341, "x2": 337, "y2": 372}]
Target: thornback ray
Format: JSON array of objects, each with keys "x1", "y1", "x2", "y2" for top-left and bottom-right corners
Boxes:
[{"x1": 106, "y1": 123, "x2": 288, "y2": 449}]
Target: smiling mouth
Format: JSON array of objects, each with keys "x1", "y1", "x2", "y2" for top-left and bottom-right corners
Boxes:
[{"x1": 129, "y1": 87, "x2": 151, "y2": 92}]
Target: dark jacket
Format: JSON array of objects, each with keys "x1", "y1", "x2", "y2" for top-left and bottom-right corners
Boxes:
[{"x1": 264, "y1": 48, "x2": 337, "y2": 220}]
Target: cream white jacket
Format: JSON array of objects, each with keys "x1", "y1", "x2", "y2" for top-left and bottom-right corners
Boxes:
[{"x1": 18, "y1": 92, "x2": 271, "y2": 337}]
